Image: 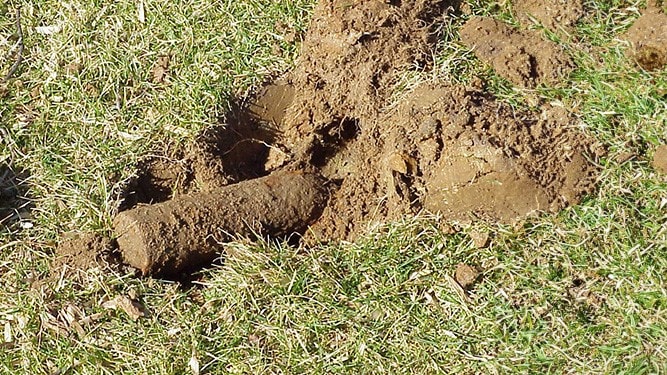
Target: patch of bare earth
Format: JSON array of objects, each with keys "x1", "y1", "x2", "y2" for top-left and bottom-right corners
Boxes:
[
  {"x1": 57, "y1": 0, "x2": 600, "y2": 276},
  {"x1": 511, "y1": 0, "x2": 584, "y2": 32},
  {"x1": 623, "y1": 6, "x2": 667, "y2": 71},
  {"x1": 460, "y1": 17, "x2": 574, "y2": 88},
  {"x1": 653, "y1": 145, "x2": 667, "y2": 174}
]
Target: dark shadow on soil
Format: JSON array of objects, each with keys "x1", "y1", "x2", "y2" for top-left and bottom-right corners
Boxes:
[
  {"x1": 119, "y1": 82, "x2": 293, "y2": 210},
  {"x1": 0, "y1": 165, "x2": 31, "y2": 227}
]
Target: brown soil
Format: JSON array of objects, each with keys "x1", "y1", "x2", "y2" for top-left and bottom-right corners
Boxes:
[
  {"x1": 653, "y1": 145, "x2": 667, "y2": 174},
  {"x1": 454, "y1": 263, "x2": 479, "y2": 290},
  {"x1": 512, "y1": 0, "x2": 584, "y2": 31},
  {"x1": 54, "y1": 233, "x2": 115, "y2": 271},
  {"x1": 460, "y1": 17, "x2": 575, "y2": 88},
  {"x1": 623, "y1": 7, "x2": 667, "y2": 71},
  {"x1": 58, "y1": 0, "x2": 601, "y2": 276},
  {"x1": 114, "y1": 172, "x2": 329, "y2": 276},
  {"x1": 119, "y1": 82, "x2": 295, "y2": 209},
  {"x1": 301, "y1": 84, "x2": 597, "y2": 242}
]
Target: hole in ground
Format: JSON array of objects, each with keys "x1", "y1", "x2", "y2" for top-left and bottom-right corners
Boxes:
[{"x1": 311, "y1": 117, "x2": 360, "y2": 167}]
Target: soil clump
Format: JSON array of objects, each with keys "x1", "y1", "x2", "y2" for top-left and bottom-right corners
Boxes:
[
  {"x1": 511, "y1": 0, "x2": 584, "y2": 32},
  {"x1": 623, "y1": 6, "x2": 667, "y2": 71},
  {"x1": 653, "y1": 145, "x2": 667, "y2": 174},
  {"x1": 114, "y1": 172, "x2": 329, "y2": 276},
  {"x1": 54, "y1": 233, "x2": 115, "y2": 271},
  {"x1": 460, "y1": 17, "x2": 575, "y2": 88}
]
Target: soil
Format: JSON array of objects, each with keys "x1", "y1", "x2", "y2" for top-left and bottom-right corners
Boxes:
[
  {"x1": 454, "y1": 263, "x2": 479, "y2": 289},
  {"x1": 301, "y1": 84, "x2": 597, "y2": 242},
  {"x1": 623, "y1": 6, "x2": 667, "y2": 71},
  {"x1": 57, "y1": 0, "x2": 601, "y2": 276},
  {"x1": 653, "y1": 145, "x2": 667, "y2": 174},
  {"x1": 53, "y1": 233, "x2": 115, "y2": 271},
  {"x1": 114, "y1": 172, "x2": 329, "y2": 276},
  {"x1": 460, "y1": 17, "x2": 575, "y2": 88},
  {"x1": 512, "y1": 0, "x2": 584, "y2": 31}
]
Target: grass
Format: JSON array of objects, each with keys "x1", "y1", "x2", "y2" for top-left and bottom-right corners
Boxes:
[{"x1": 1, "y1": 0, "x2": 666, "y2": 374}]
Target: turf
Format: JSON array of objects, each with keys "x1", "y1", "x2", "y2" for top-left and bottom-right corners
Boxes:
[{"x1": 1, "y1": 0, "x2": 666, "y2": 374}]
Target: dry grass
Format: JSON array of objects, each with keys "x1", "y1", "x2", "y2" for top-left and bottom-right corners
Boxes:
[{"x1": 1, "y1": 0, "x2": 666, "y2": 374}]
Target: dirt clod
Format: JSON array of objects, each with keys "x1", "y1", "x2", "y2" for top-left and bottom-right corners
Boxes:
[
  {"x1": 454, "y1": 263, "x2": 479, "y2": 289},
  {"x1": 152, "y1": 55, "x2": 170, "y2": 84},
  {"x1": 114, "y1": 171, "x2": 329, "y2": 276},
  {"x1": 652, "y1": 145, "x2": 667, "y2": 174},
  {"x1": 623, "y1": 8, "x2": 667, "y2": 71},
  {"x1": 460, "y1": 17, "x2": 575, "y2": 88}
]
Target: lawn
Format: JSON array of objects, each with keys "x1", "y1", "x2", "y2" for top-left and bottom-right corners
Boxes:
[{"x1": 1, "y1": 0, "x2": 666, "y2": 374}]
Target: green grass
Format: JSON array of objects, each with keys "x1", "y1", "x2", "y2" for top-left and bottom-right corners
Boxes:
[{"x1": 1, "y1": 0, "x2": 666, "y2": 374}]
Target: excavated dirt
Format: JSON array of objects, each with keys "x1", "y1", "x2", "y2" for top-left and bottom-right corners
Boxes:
[
  {"x1": 653, "y1": 145, "x2": 667, "y2": 174},
  {"x1": 623, "y1": 6, "x2": 667, "y2": 71},
  {"x1": 300, "y1": 84, "x2": 597, "y2": 242},
  {"x1": 512, "y1": 0, "x2": 584, "y2": 31},
  {"x1": 114, "y1": 172, "x2": 329, "y2": 276},
  {"x1": 58, "y1": 0, "x2": 601, "y2": 276},
  {"x1": 272, "y1": 0, "x2": 595, "y2": 242},
  {"x1": 54, "y1": 233, "x2": 115, "y2": 271},
  {"x1": 460, "y1": 17, "x2": 575, "y2": 88}
]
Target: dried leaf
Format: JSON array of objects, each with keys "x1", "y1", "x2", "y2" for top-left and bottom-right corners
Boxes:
[
  {"x1": 35, "y1": 25, "x2": 62, "y2": 35},
  {"x1": 152, "y1": 55, "x2": 170, "y2": 84},
  {"x1": 102, "y1": 295, "x2": 147, "y2": 321}
]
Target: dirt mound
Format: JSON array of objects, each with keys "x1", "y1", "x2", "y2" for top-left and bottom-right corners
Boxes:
[
  {"x1": 280, "y1": 0, "x2": 450, "y2": 160},
  {"x1": 302, "y1": 84, "x2": 597, "y2": 241},
  {"x1": 512, "y1": 0, "x2": 584, "y2": 31},
  {"x1": 653, "y1": 145, "x2": 667, "y2": 174},
  {"x1": 460, "y1": 17, "x2": 575, "y2": 88},
  {"x1": 623, "y1": 7, "x2": 667, "y2": 71},
  {"x1": 57, "y1": 0, "x2": 601, "y2": 276}
]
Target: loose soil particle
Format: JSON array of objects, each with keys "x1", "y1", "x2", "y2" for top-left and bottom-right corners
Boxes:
[
  {"x1": 460, "y1": 17, "x2": 575, "y2": 88},
  {"x1": 454, "y1": 263, "x2": 479, "y2": 289}
]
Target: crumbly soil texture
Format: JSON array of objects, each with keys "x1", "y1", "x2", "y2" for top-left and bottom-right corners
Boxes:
[
  {"x1": 511, "y1": 0, "x2": 584, "y2": 32},
  {"x1": 59, "y1": 0, "x2": 601, "y2": 274},
  {"x1": 623, "y1": 5, "x2": 667, "y2": 71}
]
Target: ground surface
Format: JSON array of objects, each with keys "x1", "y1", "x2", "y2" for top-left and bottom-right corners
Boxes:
[{"x1": 1, "y1": 0, "x2": 666, "y2": 374}]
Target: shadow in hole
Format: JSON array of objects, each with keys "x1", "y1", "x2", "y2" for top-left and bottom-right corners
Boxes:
[
  {"x1": 119, "y1": 82, "x2": 295, "y2": 210},
  {"x1": 0, "y1": 165, "x2": 31, "y2": 227}
]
